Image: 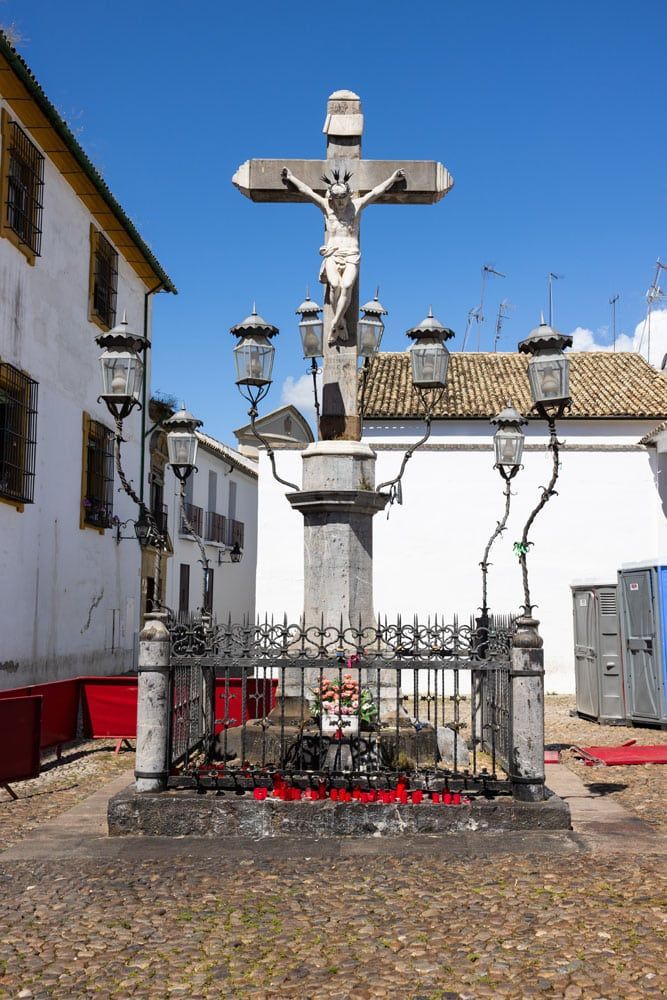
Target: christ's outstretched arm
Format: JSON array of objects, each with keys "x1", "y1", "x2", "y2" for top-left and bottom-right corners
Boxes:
[
  {"x1": 281, "y1": 167, "x2": 328, "y2": 213},
  {"x1": 355, "y1": 168, "x2": 406, "y2": 211}
]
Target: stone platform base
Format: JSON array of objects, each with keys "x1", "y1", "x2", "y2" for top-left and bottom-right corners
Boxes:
[{"x1": 108, "y1": 788, "x2": 570, "y2": 838}]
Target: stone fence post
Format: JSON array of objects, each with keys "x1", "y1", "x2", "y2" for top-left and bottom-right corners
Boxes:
[
  {"x1": 135, "y1": 612, "x2": 170, "y2": 793},
  {"x1": 510, "y1": 616, "x2": 545, "y2": 801}
]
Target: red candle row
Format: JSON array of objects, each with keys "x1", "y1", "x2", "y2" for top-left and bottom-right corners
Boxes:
[{"x1": 253, "y1": 786, "x2": 470, "y2": 805}]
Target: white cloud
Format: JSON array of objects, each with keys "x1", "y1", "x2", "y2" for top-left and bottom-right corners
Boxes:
[
  {"x1": 280, "y1": 371, "x2": 323, "y2": 421},
  {"x1": 569, "y1": 308, "x2": 667, "y2": 368}
]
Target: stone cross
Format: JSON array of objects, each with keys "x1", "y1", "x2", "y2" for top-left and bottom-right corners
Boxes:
[{"x1": 233, "y1": 90, "x2": 453, "y2": 440}]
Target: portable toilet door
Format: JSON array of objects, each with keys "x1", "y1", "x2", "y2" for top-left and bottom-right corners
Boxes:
[
  {"x1": 619, "y1": 567, "x2": 665, "y2": 724},
  {"x1": 596, "y1": 586, "x2": 625, "y2": 724},
  {"x1": 572, "y1": 587, "x2": 599, "y2": 719}
]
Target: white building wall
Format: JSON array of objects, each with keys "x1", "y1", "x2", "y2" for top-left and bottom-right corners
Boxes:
[
  {"x1": 165, "y1": 448, "x2": 258, "y2": 622},
  {"x1": 0, "y1": 96, "x2": 150, "y2": 688},
  {"x1": 254, "y1": 419, "x2": 667, "y2": 692}
]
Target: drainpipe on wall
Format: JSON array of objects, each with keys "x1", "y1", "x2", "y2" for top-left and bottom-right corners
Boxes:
[{"x1": 140, "y1": 282, "x2": 164, "y2": 504}]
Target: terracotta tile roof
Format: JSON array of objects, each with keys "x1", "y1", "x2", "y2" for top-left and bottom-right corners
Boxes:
[
  {"x1": 361, "y1": 352, "x2": 667, "y2": 420},
  {"x1": 0, "y1": 31, "x2": 176, "y2": 293},
  {"x1": 196, "y1": 432, "x2": 258, "y2": 478},
  {"x1": 638, "y1": 420, "x2": 667, "y2": 445}
]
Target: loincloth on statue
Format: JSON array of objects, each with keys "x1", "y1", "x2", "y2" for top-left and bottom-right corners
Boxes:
[{"x1": 318, "y1": 244, "x2": 361, "y2": 284}]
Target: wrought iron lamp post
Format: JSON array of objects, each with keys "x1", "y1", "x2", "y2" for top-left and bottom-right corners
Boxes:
[
  {"x1": 296, "y1": 293, "x2": 324, "y2": 427},
  {"x1": 95, "y1": 314, "x2": 165, "y2": 604},
  {"x1": 163, "y1": 405, "x2": 214, "y2": 614},
  {"x1": 376, "y1": 307, "x2": 454, "y2": 500},
  {"x1": 231, "y1": 305, "x2": 301, "y2": 492},
  {"x1": 507, "y1": 320, "x2": 572, "y2": 803},
  {"x1": 479, "y1": 402, "x2": 527, "y2": 628},
  {"x1": 516, "y1": 319, "x2": 573, "y2": 615}
]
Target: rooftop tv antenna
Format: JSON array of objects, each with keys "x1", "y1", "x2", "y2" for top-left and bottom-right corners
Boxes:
[
  {"x1": 493, "y1": 299, "x2": 515, "y2": 352},
  {"x1": 547, "y1": 272, "x2": 563, "y2": 327},
  {"x1": 609, "y1": 294, "x2": 619, "y2": 351},
  {"x1": 638, "y1": 259, "x2": 667, "y2": 362},
  {"x1": 462, "y1": 264, "x2": 505, "y2": 351}
]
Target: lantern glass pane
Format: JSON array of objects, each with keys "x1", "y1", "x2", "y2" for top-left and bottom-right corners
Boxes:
[
  {"x1": 299, "y1": 318, "x2": 324, "y2": 358},
  {"x1": 99, "y1": 350, "x2": 143, "y2": 400},
  {"x1": 527, "y1": 352, "x2": 569, "y2": 405},
  {"x1": 167, "y1": 430, "x2": 198, "y2": 470},
  {"x1": 233, "y1": 337, "x2": 275, "y2": 386},
  {"x1": 357, "y1": 317, "x2": 384, "y2": 358},
  {"x1": 494, "y1": 428, "x2": 524, "y2": 469},
  {"x1": 410, "y1": 343, "x2": 449, "y2": 389}
]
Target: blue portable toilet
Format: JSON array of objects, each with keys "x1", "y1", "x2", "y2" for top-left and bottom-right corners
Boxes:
[{"x1": 618, "y1": 562, "x2": 667, "y2": 726}]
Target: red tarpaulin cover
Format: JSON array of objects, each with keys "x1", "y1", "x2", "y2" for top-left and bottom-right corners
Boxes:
[
  {"x1": 0, "y1": 695, "x2": 41, "y2": 783},
  {"x1": 81, "y1": 676, "x2": 138, "y2": 738},
  {"x1": 0, "y1": 680, "x2": 79, "y2": 749},
  {"x1": 573, "y1": 740, "x2": 667, "y2": 766}
]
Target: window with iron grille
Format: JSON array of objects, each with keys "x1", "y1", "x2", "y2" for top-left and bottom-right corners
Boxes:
[
  {"x1": 1, "y1": 114, "x2": 44, "y2": 259},
  {"x1": 82, "y1": 414, "x2": 114, "y2": 529},
  {"x1": 0, "y1": 362, "x2": 38, "y2": 506},
  {"x1": 89, "y1": 227, "x2": 118, "y2": 329}
]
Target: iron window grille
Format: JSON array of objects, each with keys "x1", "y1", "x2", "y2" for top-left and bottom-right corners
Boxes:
[
  {"x1": 0, "y1": 362, "x2": 38, "y2": 505},
  {"x1": 90, "y1": 229, "x2": 118, "y2": 328},
  {"x1": 83, "y1": 418, "x2": 114, "y2": 528},
  {"x1": 5, "y1": 121, "x2": 44, "y2": 257}
]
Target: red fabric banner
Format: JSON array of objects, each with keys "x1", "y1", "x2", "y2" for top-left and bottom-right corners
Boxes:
[{"x1": 0, "y1": 695, "x2": 41, "y2": 783}]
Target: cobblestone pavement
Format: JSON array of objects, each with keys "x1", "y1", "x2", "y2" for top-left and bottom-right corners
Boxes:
[
  {"x1": 545, "y1": 696, "x2": 667, "y2": 832},
  {"x1": 0, "y1": 740, "x2": 134, "y2": 849},
  {"x1": 0, "y1": 700, "x2": 665, "y2": 1000},
  {"x1": 0, "y1": 848, "x2": 664, "y2": 999}
]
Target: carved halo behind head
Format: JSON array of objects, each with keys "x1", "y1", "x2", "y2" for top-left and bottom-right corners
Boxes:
[{"x1": 322, "y1": 168, "x2": 353, "y2": 199}]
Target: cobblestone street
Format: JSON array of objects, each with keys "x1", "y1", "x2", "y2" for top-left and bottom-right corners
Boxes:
[{"x1": 0, "y1": 698, "x2": 665, "y2": 1000}]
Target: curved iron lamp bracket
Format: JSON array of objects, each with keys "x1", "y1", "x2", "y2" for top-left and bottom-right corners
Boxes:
[
  {"x1": 248, "y1": 406, "x2": 300, "y2": 493},
  {"x1": 516, "y1": 413, "x2": 565, "y2": 616},
  {"x1": 376, "y1": 387, "x2": 443, "y2": 495}
]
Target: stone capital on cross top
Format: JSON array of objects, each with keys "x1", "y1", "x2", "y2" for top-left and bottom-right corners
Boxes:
[{"x1": 232, "y1": 90, "x2": 454, "y2": 441}]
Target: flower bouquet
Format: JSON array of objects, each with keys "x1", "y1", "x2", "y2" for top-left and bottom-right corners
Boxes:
[{"x1": 311, "y1": 672, "x2": 377, "y2": 736}]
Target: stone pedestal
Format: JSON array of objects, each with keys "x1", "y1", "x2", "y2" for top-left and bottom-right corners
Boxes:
[
  {"x1": 284, "y1": 441, "x2": 388, "y2": 711},
  {"x1": 135, "y1": 613, "x2": 171, "y2": 793},
  {"x1": 510, "y1": 617, "x2": 546, "y2": 802},
  {"x1": 289, "y1": 441, "x2": 387, "y2": 629}
]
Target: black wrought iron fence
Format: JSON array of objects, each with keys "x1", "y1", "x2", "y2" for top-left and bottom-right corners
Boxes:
[
  {"x1": 170, "y1": 657, "x2": 215, "y2": 768},
  {"x1": 167, "y1": 614, "x2": 515, "y2": 795}
]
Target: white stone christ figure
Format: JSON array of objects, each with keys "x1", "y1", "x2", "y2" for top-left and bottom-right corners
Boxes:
[{"x1": 282, "y1": 166, "x2": 405, "y2": 344}]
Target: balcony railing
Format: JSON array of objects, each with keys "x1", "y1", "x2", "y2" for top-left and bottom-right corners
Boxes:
[
  {"x1": 180, "y1": 502, "x2": 203, "y2": 537},
  {"x1": 152, "y1": 502, "x2": 168, "y2": 536},
  {"x1": 229, "y1": 518, "x2": 244, "y2": 549},
  {"x1": 202, "y1": 511, "x2": 244, "y2": 549},
  {"x1": 205, "y1": 510, "x2": 226, "y2": 544}
]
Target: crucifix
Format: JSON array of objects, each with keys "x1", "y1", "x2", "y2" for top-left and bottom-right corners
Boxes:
[{"x1": 233, "y1": 89, "x2": 453, "y2": 440}]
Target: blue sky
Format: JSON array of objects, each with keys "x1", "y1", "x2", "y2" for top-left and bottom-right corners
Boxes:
[{"x1": 3, "y1": 1, "x2": 667, "y2": 440}]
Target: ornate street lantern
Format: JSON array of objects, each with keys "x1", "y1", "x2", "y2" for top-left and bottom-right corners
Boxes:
[
  {"x1": 231, "y1": 306, "x2": 279, "y2": 404},
  {"x1": 95, "y1": 313, "x2": 147, "y2": 420},
  {"x1": 406, "y1": 307, "x2": 455, "y2": 390},
  {"x1": 491, "y1": 401, "x2": 527, "y2": 480},
  {"x1": 296, "y1": 293, "x2": 324, "y2": 358},
  {"x1": 164, "y1": 405, "x2": 203, "y2": 482},
  {"x1": 218, "y1": 541, "x2": 243, "y2": 565},
  {"x1": 358, "y1": 291, "x2": 387, "y2": 359},
  {"x1": 518, "y1": 319, "x2": 573, "y2": 417},
  {"x1": 133, "y1": 504, "x2": 161, "y2": 548}
]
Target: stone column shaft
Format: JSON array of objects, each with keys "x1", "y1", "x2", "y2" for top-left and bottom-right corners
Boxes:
[
  {"x1": 510, "y1": 617, "x2": 545, "y2": 802},
  {"x1": 135, "y1": 613, "x2": 170, "y2": 793}
]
